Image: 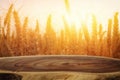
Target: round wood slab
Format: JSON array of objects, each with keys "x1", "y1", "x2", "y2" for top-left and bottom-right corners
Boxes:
[{"x1": 0, "y1": 56, "x2": 120, "y2": 73}]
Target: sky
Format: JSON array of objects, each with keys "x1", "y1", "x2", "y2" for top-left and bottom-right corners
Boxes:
[{"x1": 0, "y1": 0, "x2": 120, "y2": 31}]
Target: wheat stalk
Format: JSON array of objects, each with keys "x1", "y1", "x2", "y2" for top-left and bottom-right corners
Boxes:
[
  {"x1": 13, "y1": 10, "x2": 23, "y2": 56},
  {"x1": 82, "y1": 22, "x2": 90, "y2": 54},
  {"x1": 64, "y1": 0, "x2": 70, "y2": 13},
  {"x1": 4, "y1": 4, "x2": 13, "y2": 26},
  {"x1": 91, "y1": 15, "x2": 98, "y2": 55},
  {"x1": 107, "y1": 19, "x2": 112, "y2": 57},
  {"x1": 112, "y1": 12, "x2": 119, "y2": 58}
]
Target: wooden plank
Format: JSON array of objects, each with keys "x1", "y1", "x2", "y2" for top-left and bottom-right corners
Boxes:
[{"x1": 0, "y1": 56, "x2": 120, "y2": 73}]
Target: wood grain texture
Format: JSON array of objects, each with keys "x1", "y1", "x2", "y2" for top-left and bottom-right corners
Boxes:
[{"x1": 0, "y1": 56, "x2": 120, "y2": 73}]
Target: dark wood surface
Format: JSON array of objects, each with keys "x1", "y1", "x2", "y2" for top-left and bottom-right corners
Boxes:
[
  {"x1": 0, "y1": 73, "x2": 22, "y2": 80},
  {"x1": 0, "y1": 56, "x2": 120, "y2": 73}
]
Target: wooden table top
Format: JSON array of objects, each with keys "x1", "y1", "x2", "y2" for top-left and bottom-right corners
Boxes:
[{"x1": 0, "y1": 56, "x2": 120, "y2": 73}]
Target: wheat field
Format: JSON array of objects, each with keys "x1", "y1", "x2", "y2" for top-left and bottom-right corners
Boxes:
[{"x1": 0, "y1": 3, "x2": 120, "y2": 58}]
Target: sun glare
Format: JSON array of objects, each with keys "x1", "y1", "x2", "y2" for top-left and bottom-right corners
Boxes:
[
  {"x1": 49, "y1": 0, "x2": 103, "y2": 33},
  {"x1": 60, "y1": 9, "x2": 94, "y2": 33},
  {"x1": 16, "y1": 0, "x2": 111, "y2": 33},
  {"x1": 1, "y1": 0, "x2": 118, "y2": 34}
]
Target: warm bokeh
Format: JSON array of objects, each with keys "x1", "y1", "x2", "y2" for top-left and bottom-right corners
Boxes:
[
  {"x1": 0, "y1": 0, "x2": 120, "y2": 58},
  {"x1": 0, "y1": 0, "x2": 120, "y2": 31}
]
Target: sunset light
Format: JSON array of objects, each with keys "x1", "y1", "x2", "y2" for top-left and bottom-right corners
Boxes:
[
  {"x1": 1, "y1": 0, "x2": 120, "y2": 32},
  {"x1": 0, "y1": 0, "x2": 120, "y2": 58}
]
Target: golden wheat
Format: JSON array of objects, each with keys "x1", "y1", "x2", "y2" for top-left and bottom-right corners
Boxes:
[
  {"x1": 0, "y1": 4, "x2": 120, "y2": 58},
  {"x1": 107, "y1": 19, "x2": 112, "y2": 57},
  {"x1": 13, "y1": 10, "x2": 23, "y2": 56},
  {"x1": 112, "y1": 12, "x2": 119, "y2": 58}
]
